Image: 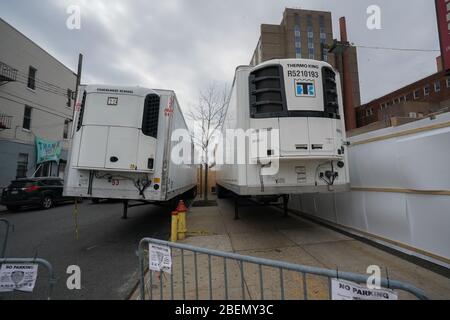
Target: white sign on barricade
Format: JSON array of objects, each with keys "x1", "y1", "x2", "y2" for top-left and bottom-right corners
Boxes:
[
  {"x1": 149, "y1": 244, "x2": 172, "y2": 274},
  {"x1": 0, "y1": 264, "x2": 39, "y2": 293},
  {"x1": 331, "y1": 279, "x2": 398, "y2": 300}
]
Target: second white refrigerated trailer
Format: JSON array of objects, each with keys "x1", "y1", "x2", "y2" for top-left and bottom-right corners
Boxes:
[
  {"x1": 63, "y1": 85, "x2": 197, "y2": 216},
  {"x1": 215, "y1": 59, "x2": 350, "y2": 216}
]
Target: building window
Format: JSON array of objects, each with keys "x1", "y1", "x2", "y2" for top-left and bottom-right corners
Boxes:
[
  {"x1": 306, "y1": 16, "x2": 314, "y2": 59},
  {"x1": 366, "y1": 108, "x2": 373, "y2": 117},
  {"x1": 319, "y1": 16, "x2": 326, "y2": 43},
  {"x1": 413, "y1": 90, "x2": 420, "y2": 100},
  {"x1": 424, "y1": 85, "x2": 430, "y2": 96},
  {"x1": 434, "y1": 81, "x2": 441, "y2": 92},
  {"x1": 23, "y1": 106, "x2": 32, "y2": 130},
  {"x1": 307, "y1": 25, "x2": 313, "y2": 35},
  {"x1": 63, "y1": 119, "x2": 70, "y2": 139},
  {"x1": 27, "y1": 66, "x2": 37, "y2": 90},
  {"x1": 446, "y1": 77, "x2": 450, "y2": 88},
  {"x1": 16, "y1": 153, "x2": 29, "y2": 179},
  {"x1": 319, "y1": 15, "x2": 325, "y2": 26},
  {"x1": 294, "y1": 24, "x2": 301, "y2": 58}
]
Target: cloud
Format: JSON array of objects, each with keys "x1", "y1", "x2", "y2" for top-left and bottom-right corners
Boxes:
[{"x1": 0, "y1": 0, "x2": 440, "y2": 112}]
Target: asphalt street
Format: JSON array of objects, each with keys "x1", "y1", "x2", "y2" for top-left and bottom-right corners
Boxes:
[{"x1": 0, "y1": 200, "x2": 171, "y2": 300}]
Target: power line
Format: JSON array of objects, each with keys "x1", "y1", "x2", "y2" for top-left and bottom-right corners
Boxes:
[
  {"x1": 350, "y1": 43, "x2": 440, "y2": 53},
  {"x1": 13, "y1": 67, "x2": 74, "y2": 95},
  {"x1": 13, "y1": 74, "x2": 70, "y2": 97},
  {"x1": 0, "y1": 93, "x2": 73, "y2": 119},
  {"x1": 2, "y1": 63, "x2": 74, "y2": 98}
]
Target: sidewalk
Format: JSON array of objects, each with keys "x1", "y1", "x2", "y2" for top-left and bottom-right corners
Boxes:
[{"x1": 131, "y1": 196, "x2": 450, "y2": 300}]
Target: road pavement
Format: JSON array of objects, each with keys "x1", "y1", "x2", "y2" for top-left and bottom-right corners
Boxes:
[{"x1": 0, "y1": 200, "x2": 171, "y2": 300}]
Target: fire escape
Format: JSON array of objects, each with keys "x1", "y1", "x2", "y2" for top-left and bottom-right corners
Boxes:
[{"x1": 0, "y1": 61, "x2": 17, "y2": 131}]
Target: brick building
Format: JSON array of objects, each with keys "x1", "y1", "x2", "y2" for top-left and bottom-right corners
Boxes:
[
  {"x1": 356, "y1": 71, "x2": 450, "y2": 127},
  {"x1": 250, "y1": 8, "x2": 361, "y2": 108}
]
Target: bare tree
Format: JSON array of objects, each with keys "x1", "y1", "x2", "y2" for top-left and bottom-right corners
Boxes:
[{"x1": 188, "y1": 82, "x2": 229, "y2": 201}]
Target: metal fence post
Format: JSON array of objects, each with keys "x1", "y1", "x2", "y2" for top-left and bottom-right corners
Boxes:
[{"x1": 0, "y1": 219, "x2": 12, "y2": 258}]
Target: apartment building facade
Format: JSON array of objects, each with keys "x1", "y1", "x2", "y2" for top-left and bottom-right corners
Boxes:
[
  {"x1": 0, "y1": 18, "x2": 77, "y2": 187},
  {"x1": 250, "y1": 8, "x2": 361, "y2": 107}
]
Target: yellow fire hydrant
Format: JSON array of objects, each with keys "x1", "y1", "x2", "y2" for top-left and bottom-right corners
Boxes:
[
  {"x1": 170, "y1": 210, "x2": 178, "y2": 242},
  {"x1": 177, "y1": 200, "x2": 188, "y2": 240}
]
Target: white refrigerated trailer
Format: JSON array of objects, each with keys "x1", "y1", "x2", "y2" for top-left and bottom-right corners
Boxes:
[
  {"x1": 215, "y1": 59, "x2": 350, "y2": 218},
  {"x1": 63, "y1": 85, "x2": 197, "y2": 216}
]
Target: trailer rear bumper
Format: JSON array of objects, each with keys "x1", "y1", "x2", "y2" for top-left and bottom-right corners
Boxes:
[
  {"x1": 217, "y1": 181, "x2": 350, "y2": 196},
  {"x1": 63, "y1": 183, "x2": 197, "y2": 202}
]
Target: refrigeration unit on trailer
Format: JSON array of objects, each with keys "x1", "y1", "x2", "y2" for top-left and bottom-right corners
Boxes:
[
  {"x1": 215, "y1": 59, "x2": 350, "y2": 217},
  {"x1": 64, "y1": 85, "x2": 197, "y2": 215}
]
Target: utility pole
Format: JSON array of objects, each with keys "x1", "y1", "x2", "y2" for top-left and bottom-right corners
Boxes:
[
  {"x1": 72, "y1": 54, "x2": 83, "y2": 120},
  {"x1": 70, "y1": 54, "x2": 83, "y2": 139}
]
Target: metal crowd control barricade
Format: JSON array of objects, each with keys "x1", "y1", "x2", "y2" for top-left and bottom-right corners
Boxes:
[
  {"x1": 0, "y1": 218, "x2": 12, "y2": 258},
  {"x1": 137, "y1": 238, "x2": 429, "y2": 300},
  {"x1": 0, "y1": 258, "x2": 57, "y2": 300}
]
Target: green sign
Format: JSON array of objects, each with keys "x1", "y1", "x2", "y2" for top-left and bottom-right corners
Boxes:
[{"x1": 35, "y1": 137, "x2": 62, "y2": 164}]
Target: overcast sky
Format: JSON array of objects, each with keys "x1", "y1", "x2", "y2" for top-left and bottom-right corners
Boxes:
[{"x1": 0, "y1": 0, "x2": 441, "y2": 113}]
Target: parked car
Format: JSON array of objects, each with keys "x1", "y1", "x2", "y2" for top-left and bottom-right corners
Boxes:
[{"x1": 1, "y1": 177, "x2": 73, "y2": 211}]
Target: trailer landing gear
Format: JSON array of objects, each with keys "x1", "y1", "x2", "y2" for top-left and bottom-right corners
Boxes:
[
  {"x1": 232, "y1": 194, "x2": 289, "y2": 220},
  {"x1": 283, "y1": 195, "x2": 289, "y2": 218},
  {"x1": 122, "y1": 200, "x2": 129, "y2": 220}
]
